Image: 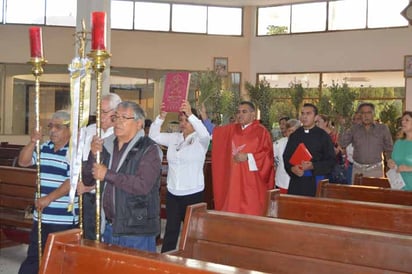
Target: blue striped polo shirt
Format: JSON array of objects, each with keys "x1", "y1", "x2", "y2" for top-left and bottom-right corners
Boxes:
[{"x1": 32, "y1": 141, "x2": 79, "y2": 225}]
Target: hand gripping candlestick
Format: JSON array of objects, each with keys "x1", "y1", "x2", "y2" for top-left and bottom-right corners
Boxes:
[
  {"x1": 28, "y1": 26, "x2": 47, "y2": 262},
  {"x1": 88, "y1": 11, "x2": 111, "y2": 241}
]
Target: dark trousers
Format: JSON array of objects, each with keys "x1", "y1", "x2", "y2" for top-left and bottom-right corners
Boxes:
[
  {"x1": 83, "y1": 192, "x2": 97, "y2": 240},
  {"x1": 18, "y1": 221, "x2": 77, "y2": 274},
  {"x1": 161, "y1": 190, "x2": 203, "y2": 253}
]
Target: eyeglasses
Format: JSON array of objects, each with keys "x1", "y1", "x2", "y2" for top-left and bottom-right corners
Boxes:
[
  {"x1": 110, "y1": 115, "x2": 135, "y2": 123},
  {"x1": 47, "y1": 123, "x2": 69, "y2": 130},
  {"x1": 102, "y1": 108, "x2": 114, "y2": 114}
]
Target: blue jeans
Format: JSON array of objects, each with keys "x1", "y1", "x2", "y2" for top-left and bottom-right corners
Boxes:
[{"x1": 102, "y1": 223, "x2": 156, "y2": 252}]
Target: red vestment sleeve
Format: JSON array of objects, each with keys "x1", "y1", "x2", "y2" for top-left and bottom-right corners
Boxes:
[{"x1": 211, "y1": 124, "x2": 235, "y2": 210}]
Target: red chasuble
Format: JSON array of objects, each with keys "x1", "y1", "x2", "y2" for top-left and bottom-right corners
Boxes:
[{"x1": 212, "y1": 121, "x2": 275, "y2": 216}]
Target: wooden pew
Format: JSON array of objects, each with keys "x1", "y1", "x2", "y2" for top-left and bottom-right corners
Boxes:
[
  {"x1": 0, "y1": 147, "x2": 21, "y2": 166},
  {"x1": 170, "y1": 203, "x2": 412, "y2": 273},
  {"x1": 0, "y1": 166, "x2": 36, "y2": 246},
  {"x1": 316, "y1": 179, "x2": 412, "y2": 206},
  {"x1": 353, "y1": 173, "x2": 391, "y2": 188},
  {"x1": 267, "y1": 189, "x2": 412, "y2": 235},
  {"x1": 39, "y1": 228, "x2": 257, "y2": 274}
]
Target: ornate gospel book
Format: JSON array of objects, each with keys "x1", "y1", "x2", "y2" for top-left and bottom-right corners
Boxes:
[
  {"x1": 162, "y1": 72, "x2": 191, "y2": 112},
  {"x1": 289, "y1": 143, "x2": 312, "y2": 166}
]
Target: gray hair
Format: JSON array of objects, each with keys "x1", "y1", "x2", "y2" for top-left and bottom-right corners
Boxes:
[
  {"x1": 103, "y1": 93, "x2": 122, "y2": 110},
  {"x1": 52, "y1": 110, "x2": 70, "y2": 124},
  {"x1": 116, "y1": 101, "x2": 146, "y2": 124},
  {"x1": 286, "y1": 119, "x2": 301, "y2": 130}
]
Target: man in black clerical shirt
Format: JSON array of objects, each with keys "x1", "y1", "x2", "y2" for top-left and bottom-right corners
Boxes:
[{"x1": 283, "y1": 103, "x2": 335, "y2": 196}]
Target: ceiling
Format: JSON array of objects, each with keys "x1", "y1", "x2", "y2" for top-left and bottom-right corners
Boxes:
[{"x1": 132, "y1": 0, "x2": 318, "y2": 7}]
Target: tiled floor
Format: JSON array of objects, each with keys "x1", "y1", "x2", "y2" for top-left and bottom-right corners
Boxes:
[
  {"x1": 0, "y1": 244, "x2": 27, "y2": 273},
  {"x1": 0, "y1": 219, "x2": 168, "y2": 273}
]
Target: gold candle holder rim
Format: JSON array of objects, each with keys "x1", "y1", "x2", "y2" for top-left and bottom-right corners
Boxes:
[
  {"x1": 87, "y1": 49, "x2": 112, "y2": 59},
  {"x1": 27, "y1": 57, "x2": 48, "y2": 65}
]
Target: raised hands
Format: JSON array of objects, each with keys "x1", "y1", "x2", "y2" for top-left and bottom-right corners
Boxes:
[
  {"x1": 180, "y1": 100, "x2": 192, "y2": 117},
  {"x1": 159, "y1": 102, "x2": 167, "y2": 120}
]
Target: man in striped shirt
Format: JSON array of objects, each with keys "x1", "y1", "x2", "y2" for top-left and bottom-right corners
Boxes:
[{"x1": 18, "y1": 110, "x2": 78, "y2": 274}]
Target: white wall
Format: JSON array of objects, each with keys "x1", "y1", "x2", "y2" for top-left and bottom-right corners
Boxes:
[{"x1": 1, "y1": 6, "x2": 411, "y2": 142}]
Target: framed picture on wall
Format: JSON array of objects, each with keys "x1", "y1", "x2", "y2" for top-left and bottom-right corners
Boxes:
[
  {"x1": 214, "y1": 57, "x2": 228, "y2": 77},
  {"x1": 405, "y1": 55, "x2": 412, "y2": 78}
]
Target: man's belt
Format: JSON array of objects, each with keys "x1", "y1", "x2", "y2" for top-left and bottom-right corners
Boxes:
[{"x1": 353, "y1": 161, "x2": 382, "y2": 171}]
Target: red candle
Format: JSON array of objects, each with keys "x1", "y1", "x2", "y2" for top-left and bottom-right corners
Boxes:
[
  {"x1": 91, "y1": 12, "x2": 106, "y2": 50},
  {"x1": 29, "y1": 27, "x2": 43, "y2": 58}
]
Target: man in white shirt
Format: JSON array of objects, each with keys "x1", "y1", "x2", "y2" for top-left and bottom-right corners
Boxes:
[{"x1": 78, "y1": 93, "x2": 121, "y2": 240}]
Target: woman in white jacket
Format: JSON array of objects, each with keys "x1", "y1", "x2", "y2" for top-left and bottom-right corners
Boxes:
[
  {"x1": 273, "y1": 119, "x2": 301, "y2": 193},
  {"x1": 149, "y1": 100, "x2": 210, "y2": 252}
]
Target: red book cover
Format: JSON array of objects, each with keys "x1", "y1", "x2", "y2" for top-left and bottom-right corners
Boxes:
[
  {"x1": 289, "y1": 143, "x2": 312, "y2": 166},
  {"x1": 162, "y1": 72, "x2": 191, "y2": 112}
]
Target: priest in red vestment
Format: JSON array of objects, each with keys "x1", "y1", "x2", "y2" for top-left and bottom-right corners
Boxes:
[{"x1": 212, "y1": 101, "x2": 274, "y2": 216}]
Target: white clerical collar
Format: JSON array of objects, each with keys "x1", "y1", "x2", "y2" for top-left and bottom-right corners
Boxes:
[
  {"x1": 303, "y1": 125, "x2": 315, "y2": 133},
  {"x1": 241, "y1": 123, "x2": 252, "y2": 130}
]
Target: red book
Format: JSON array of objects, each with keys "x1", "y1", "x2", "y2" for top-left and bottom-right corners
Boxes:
[
  {"x1": 289, "y1": 143, "x2": 312, "y2": 166},
  {"x1": 162, "y1": 72, "x2": 191, "y2": 112}
]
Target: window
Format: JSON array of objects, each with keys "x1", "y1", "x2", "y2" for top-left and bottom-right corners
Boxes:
[
  {"x1": 291, "y1": 2, "x2": 326, "y2": 33},
  {"x1": 367, "y1": 0, "x2": 408, "y2": 28},
  {"x1": 260, "y1": 73, "x2": 320, "y2": 89},
  {"x1": 134, "y1": 2, "x2": 170, "y2": 31},
  {"x1": 5, "y1": 0, "x2": 45, "y2": 24},
  {"x1": 258, "y1": 0, "x2": 407, "y2": 36},
  {"x1": 257, "y1": 5, "x2": 290, "y2": 35},
  {"x1": 208, "y1": 7, "x2": 242, "y2": 35},
  {"x1": 258, "y1": 71, "x2": 405, "y2": 130},
  {"x1": 328, "y1": 0, "x2": 367, "y2": 30},
  {"x1": 46, "y1": 0, "x2": 76, "y2": 26},
  {"x1": 111, "y1": 0, "x2": 134, "y2": 29},
  {"x1": 172, "y1": 4, "x2": 207, "y2": 33},
  {"x1": 0, "y1": 0, "x2": 3, "y2": 23}
]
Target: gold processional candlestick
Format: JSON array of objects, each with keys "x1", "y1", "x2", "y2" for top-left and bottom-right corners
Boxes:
[
  {"x1": 76, "y1": 19, "x2": 88, "y2": 236},
  {"x1": 29, "y1": 56, "x2": 47, "y2": 262},
  {"x1": 88, "y1": 49, "x2": 111, "y2": 241}
]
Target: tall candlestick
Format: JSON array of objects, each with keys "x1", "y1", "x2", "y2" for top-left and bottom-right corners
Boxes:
[
  {"x1": 91, "y1": 12, "x2": 106, "y2": 50},
  {"x1": 29, "y1": 27, "x2": 43, "y2": 58}
]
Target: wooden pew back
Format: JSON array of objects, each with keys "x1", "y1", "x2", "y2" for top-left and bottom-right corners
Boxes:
[
  {"x1": 0, "y1": 147, "x2": 21, "y2": 166},
  {"x1": 39, "y1": 229, "x2": 257, "y2": 274},
  {"x1": 316, "y1": 179, "x2": 412, "y2": 206},
  {"x1": 0, "y1": 166, "x2": 36, "y2": 245},
  {"x1": 353, "y1": 173, "x2": 390, "y2": 188},
  {"x1": 173, "y1": 203, "x2": 412, "y2": 273},
  {"x1": 267, "y1": 189, "x2": 412, "y2": 235}
]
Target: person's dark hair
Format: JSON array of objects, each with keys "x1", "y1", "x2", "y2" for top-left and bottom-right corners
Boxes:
[
  {"x1": 357, "y1": 102, "x2": 375, "y2": 112},
  {"x1": 179, "y1": 108, "x2": 199, "y2": 119},
  {"x1": 303, "y1": 103, "x2": 318, "y2": 116},
  {"x1": 400, "y1": 111, "x2": 412, "y2": 139},
  {"x1": 239, "y1": 101, "x2": 256, "y2": 112},
  {"x1": 144, "y1": 119, "x2": 152, "y2": 128},
  {"x1": 279, "y1": 116, "x2": 290, "y2": 123}
]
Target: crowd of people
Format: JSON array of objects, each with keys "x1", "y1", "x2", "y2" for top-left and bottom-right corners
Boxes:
[{"x1": 17, "y1": 97, "x2": 412, "y2": 273}]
